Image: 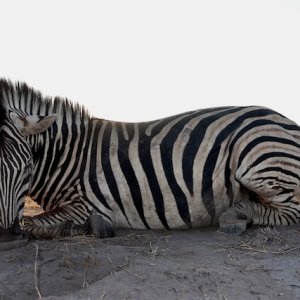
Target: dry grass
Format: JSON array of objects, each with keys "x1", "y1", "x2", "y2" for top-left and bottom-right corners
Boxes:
[{"x1": 216, "y1": 227, "x2": 300, "y2": 256}]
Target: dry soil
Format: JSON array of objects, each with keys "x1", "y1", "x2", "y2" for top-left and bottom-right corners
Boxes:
[{"x1": 0, "y1": 200, "x2": 299, "y2": 300}]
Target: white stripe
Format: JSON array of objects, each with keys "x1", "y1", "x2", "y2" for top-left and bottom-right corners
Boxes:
[{"x1": 121, "y1": 122, "x2": 129, "y2": 141}]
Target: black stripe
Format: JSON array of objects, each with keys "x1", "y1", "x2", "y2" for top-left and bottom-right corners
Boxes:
[
  {"x1": 253, "y1": 176, "x2": 297, "y2": 186},
  {"x1": 126, "y1": 123, "x2": 134, "y2": 140},
  {"x1": 101, "y1": 123, "x2": 131, "y2": 225},
  {"x1": 9, "y1": 87, "x2": 17, "y2": 110},
  {"x1": 31, "y1": 118, "x2": 59, "y2": 199},
  {"x1": 86, "y1": 121, "x2": 111, "y2": 209},
  {"x1": 266, "y1": 205, "x2": 272, "y2": 224},
  {"x1": 116, "y1": 123, "x2": 150, "y2": 229},
  {"x1": 183, "y1": 107, "x2": 240, "y2": 195},
  {"x1": 281, "y1": 207, "x2": 299, "y2": 223},
  {"x1": 238, "y1": 136, "x2": 300, "y2": 169},
  {"x1": 281, "y1": 214, "x2": 291, "y2": 225},
  {"x1": 160, "y1": 114, "x2": 203, "y2": 227},
  {"x1": 138, "y1": 126, "x2": 170, "y2": 229},
  {"x1": 56, "y1": 113, "x2": 85, "y2": 196},
  {"x1": 256, "y1": 167, "x2": 300, "y2": 182},
  {"x1": 281, "y1": 195, "x2": 294, "y2": 203},
  {"x1": 261, "y1": 203, "x2": 268, "y2": 223}
]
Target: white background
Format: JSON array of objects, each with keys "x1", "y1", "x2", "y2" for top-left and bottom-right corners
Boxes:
[{"x1": 1, "y1": 0, "x2": 300, "y2": 122}]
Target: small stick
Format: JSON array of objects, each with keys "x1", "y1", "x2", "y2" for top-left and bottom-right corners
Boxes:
[
  {"x1": 118, "y1": 265, "x2": 143, "y2": 280},
  {"x1": 216, "y1": 243, "x2": 300, "y2": 255},
  {"x1": 34, "y1": 243, "x2": 43, "y2": 300},
  {"x1": 215, "y1": 279, "x2": 222, "y2": 300},
  {"x1": 82, "y1": 267, "x2": 88, "y2": 287},
  {"x1": 107, "y1": 255, "x2": 143, "y2": 279}
]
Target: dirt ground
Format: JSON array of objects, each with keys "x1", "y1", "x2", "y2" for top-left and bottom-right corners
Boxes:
[{"x1": 0, "y1": 200, "x2": 299, "y2": 300}]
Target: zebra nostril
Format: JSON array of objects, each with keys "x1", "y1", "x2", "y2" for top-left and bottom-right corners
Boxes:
[
  {"x1": 0, "y1": 217, "x2": 27, "y2": 240},
  {"x1": 0, "y1": 230, "x2": 28, "y2": 250},
  {"x1": 0, "y1": 227, "x2": 11, "y2": 236},
  {"x1": 0, "y1": 218, "x2": 28, "y2": 250},
  {"x1": 0, "y1": 227, "x2": 17, "y2": 242}
]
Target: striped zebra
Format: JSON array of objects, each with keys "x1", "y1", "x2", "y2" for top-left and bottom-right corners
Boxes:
[{"x1": 0, "y1": 79, "x2": 300, "y2": 240}]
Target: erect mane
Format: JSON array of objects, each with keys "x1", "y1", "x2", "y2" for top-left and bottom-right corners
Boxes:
[
  {"x1": 0, "y1": 78, "x2": 91, "y2": 120},
  {"x1": 0, "y1": 97, "x2": 6, "y2": 130}
]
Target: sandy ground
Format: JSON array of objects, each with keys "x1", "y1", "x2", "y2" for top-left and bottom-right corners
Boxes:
[{"x1": 0, "y1": 200, "x2": 299, "y2": 300}]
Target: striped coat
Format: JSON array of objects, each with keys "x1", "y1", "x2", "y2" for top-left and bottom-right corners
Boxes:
[{"x1": 0, "y1": 79, "x2": 300, "y2": 238}]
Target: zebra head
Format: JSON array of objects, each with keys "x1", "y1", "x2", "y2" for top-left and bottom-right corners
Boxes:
[{"x1": 0, "y1": 103, "x2": 56, "y2": 240}]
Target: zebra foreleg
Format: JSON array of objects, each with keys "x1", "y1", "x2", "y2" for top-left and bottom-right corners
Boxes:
[
  {"x1": 22, "y1": 218, "x2": 87, "y2": 239},
  {"x1": 22, "y1": 205, "x2": 115, "y2": 239},
  {"x1": 23, "y1": 215, "x2": 115, "y2": 239}
]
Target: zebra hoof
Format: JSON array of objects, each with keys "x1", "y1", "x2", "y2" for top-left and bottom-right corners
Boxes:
[
  {"x1": 219, "y1": 219, "x2": 248, "y2": 235},
  {"x1": 218, "y1": 207, "x2": 249, "y2": 235},
  {"x1": 86, "y1": 214, "x2": 115, "y2": 238}
]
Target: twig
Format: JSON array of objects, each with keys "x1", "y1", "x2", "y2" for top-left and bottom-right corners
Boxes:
[
  {"x1": 34, "y1": 243, "x2": 42, "y2": 300},
  {"x1": 82, "y1": 267, "x2": 88, "y2": 287},
  {"x1": 216, "y1": 279, "x2": 222, "y2": 300},
  {"x1": 239, "y1": 242, "x2": 300, "y2": 254},
  {"x1": 107, "y1": 255, "x2": 143, "y2": 279},
  {"x1": 149, "y1": 242, "x2": 159, "y2": 259},
  {"x1": 118, "y1": 265, "x2": 143, "y2": 280},
  {"x1": 216, "y1": 243, "x2": 300, "y2": 255},
  {"x1": 107, "y1": 255, "x2": 114, "y2": 267}
]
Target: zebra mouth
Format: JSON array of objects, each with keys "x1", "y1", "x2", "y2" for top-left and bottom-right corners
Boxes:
[{"x1": 0, "y1": 221, "x2": 28, "y2": 250}]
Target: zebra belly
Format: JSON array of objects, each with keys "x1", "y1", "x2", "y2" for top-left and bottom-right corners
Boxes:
[{"x1": 95, "y1": 169, "x2": 231, "y2": 230}]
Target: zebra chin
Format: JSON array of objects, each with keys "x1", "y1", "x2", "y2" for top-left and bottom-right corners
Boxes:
[{"x1": 0, "y1": 217, "x2": 28, "y2": 250}]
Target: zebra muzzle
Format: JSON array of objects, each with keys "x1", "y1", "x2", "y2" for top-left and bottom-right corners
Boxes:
[{"x1": 0, "y1": 218, "x2": 28, "y2": 250}]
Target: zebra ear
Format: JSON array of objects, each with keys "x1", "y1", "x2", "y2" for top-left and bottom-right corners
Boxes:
[{"x1": 10, "y1": 112, "x2": 57, "y2": 136}]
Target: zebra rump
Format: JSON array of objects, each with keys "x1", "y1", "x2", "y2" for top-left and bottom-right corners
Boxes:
[{"x1": 0, "y1": 78, "x2": 300, "y2": 239}]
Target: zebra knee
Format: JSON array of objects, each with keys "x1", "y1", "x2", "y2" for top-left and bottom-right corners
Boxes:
[
  {"x1": 23, "y1": 217, "x2": 85, "y2": 239},
  {"x1": 85, "y1": 214, "x2": 115, "y2": 238}
]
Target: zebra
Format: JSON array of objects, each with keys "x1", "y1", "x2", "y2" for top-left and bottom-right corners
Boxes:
[{"x1": 0, "y1": 79, "x2": 300, "y2": 240}]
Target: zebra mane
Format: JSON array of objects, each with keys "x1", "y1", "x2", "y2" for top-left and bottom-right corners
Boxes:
[
  {"x1": 0, "y1": 97, "x2": 6, "y2": 131},
  {"x1": 0, "y1": 78, "x2": 91, "y2": 120}
]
